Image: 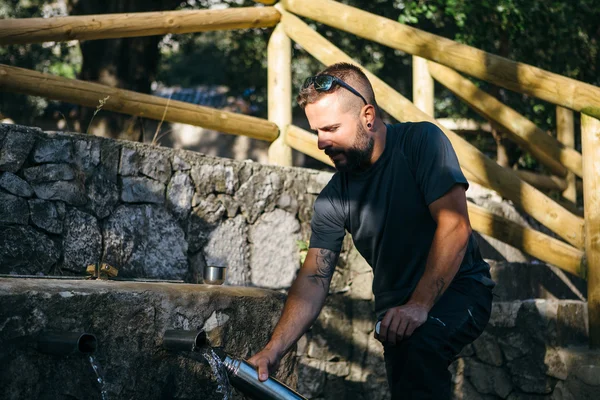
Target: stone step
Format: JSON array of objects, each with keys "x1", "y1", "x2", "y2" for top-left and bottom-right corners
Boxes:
[{"x1": 487, "y1": 260, "x2": 587, "y2": 301}]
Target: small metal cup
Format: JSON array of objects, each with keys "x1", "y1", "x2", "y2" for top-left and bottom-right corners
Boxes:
[{"x1": 203, "y1": 265, "x2": 227, "y2": 285}]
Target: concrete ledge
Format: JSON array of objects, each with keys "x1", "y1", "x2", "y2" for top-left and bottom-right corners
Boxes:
[{"x1": 0, "y1": 277, "x2": 295, "y2": 400}]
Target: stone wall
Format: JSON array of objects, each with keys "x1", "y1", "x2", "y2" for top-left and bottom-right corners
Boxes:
[
  {"x1": 1, "y1": 123, "x2": 599, "y2": 399},
  {"x1": 0, "y1": 278, "x2": 297, "y2": 400}
]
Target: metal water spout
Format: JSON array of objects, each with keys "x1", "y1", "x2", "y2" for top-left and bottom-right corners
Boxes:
[
  {"x1": 37, "y1": 331, "x2": 97, "y2": 356},
  {"x1": 162, "y1": 329, "x2": 307, "y2": 400}
]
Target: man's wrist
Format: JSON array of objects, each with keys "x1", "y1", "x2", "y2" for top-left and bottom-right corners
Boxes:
[{"x1": 264, "y1": 340, "x2": 286, "y2": 358}]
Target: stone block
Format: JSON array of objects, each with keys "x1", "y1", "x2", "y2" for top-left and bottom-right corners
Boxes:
[
  {"x1": 28, "y1": 199, "x2": 65, "y2": 234},
  {"x1": 121, "y1": 176, "x2": 165, "y2": 204},
  {"x1": 85, "y1": 171, "x2": 119, "y2": 218},
  {"x1": 573, "y1": 364, "x2": 600, "y2": 386},
  {"x1": 203, "y1": 214, "x2": 248, "y2": 285},
  {"x1": 508, "y1": 356, "x2": 555, "y2": 394},
  {"x1": 306, "y1": 171, "x2": 333, "y2": 194},
  {"x1": 23, "y1": 163, "x2": 75, "y2": 183},
  {"x1": 498, "y1": 331, "x2": 531, "y2": 361},
  {"x1": 31, "y1": 180, "x2": 87, "y2": 205},
  {"x1": 556, "y1": 302, "x2": 588, "y2": 345},
  {"x1": 119, "y1": 147, "x2": 140, "y2": 176},
  {"x1": 472, "y1": 331, "x2": 503, "y2": 367},
  {"x1": 250, "y1": 209, "x2": 301, "y2": 289},
  {"x1": 167, "y1": 171, "x2": 194, "y2": 221},
  {"x1": 489, "y1": 301, "x2": 522, "y2": 328},
  {"x1": 235, "y1": 169, "x2": 282, "y2": 223},
  {"x1": 191, "y1": 162, "x2": 239, "y2": 196},
  {"x1": 172, "y1": 153, "x2": 191, "y2": 171},
  {"x1": 465, "y1": 359, "x2": 512, "y2": 398},
  {"x1": 140, "y1": 149, "x2": 171, "y2": 183},
  {"x1": 0, "y1": 172, "x2": 33, "y2": 197},
  {"x1": 0, "y1": 192, "x2": 29, "y2": 225},
  {"x1": 0, "y1": 126, "x2": 37, "y2": 172},
  {"x1": 73, "y1": 138, "x2": 101, "y2": 175},
  {"x1": 551, "y1": 381, "x2": 575, "y2": 400},
  {"x1": 544, "y1": 347, "x2": 568, "y2": 380},
  {"x1": 308, "y1": 296, "x2": 352, "y2": 361},
  {"x1": 32, "y1": 136, "x2": 73, "y2": 163},
  {"x1": 102, "y1": 205, "x2": 188, "y2": 279},
  {"x1": 324, "y1": 361, "x2": 350, "y2": 377},
  {"x1": 297, "y1": 357, "x2": 326, "y2": 398},
  {"x1": 62, "y1": 209, "x2": 101, "y2": 272},
  {"x1": 0, "y1": 225, "x2": 60, "y2": 274},
  {"x1": 188, "y1": 195, "x2": 226, "y2": 253},
  {"x1": 350, "y1": 270, "x2": 374, "y2": 300}
]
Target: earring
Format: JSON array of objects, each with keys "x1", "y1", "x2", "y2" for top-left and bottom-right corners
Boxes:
[{"x1": 367, "y1": 123, "x2": 372, "y2": 128}]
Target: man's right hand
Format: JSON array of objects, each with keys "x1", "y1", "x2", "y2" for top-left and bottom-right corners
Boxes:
[
  {"x1": 247, "y1": 346, "x2": 282, "y2": 382},
  {"x1": 246, "y1": 248, "x2": 339, "y2": 382}
]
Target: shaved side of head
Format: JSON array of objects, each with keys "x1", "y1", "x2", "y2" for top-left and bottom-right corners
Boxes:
[{"x1": 297, "y1": 62, "x2": 378, "y2": 116}]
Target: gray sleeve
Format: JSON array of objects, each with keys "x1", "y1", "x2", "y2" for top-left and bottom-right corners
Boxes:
[
  {"x1": 309, "y1": 179, "x2": 346, "y2": 252},
  {"x1": 412, "y1": 122, "x2": 469, "y2": 205}
]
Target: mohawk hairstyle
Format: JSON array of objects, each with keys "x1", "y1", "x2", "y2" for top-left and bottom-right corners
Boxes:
[{"x1": 297, "y1": 62, "x2": 378, "y2": 112}]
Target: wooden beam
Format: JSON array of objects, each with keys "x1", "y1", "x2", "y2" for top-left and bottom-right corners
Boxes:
[
  {"x1": 412, "y1": 56, "x2": 434, "y2": 116},
  {"x1": 467, "y1": 202, "x2": 585, "y2": 278},
  {"x1": 0, "y1": 64, "x2": 278, "y2": 142},
  {"x1": 581, "y1": 114, "x2": 600, "y2": 348},
  {"x1": 428, "y1": 61, "x2": 582, "y2": 178},
  {"x1": 514, "y1": 170, "x2": 568, "y2": 192},
  {"x1": 267, "y1": 24, "x2": 293, "y2": 166},
  {"x1": 281, "y1": 0, "x2": 600, "y2": 119},
  {"x1": 286, "y1": 125, "x2": 333, "y2": 167},
  {"x1": 283, "y1": 127, "x2": 584, "y2": 277},
  {"x1": 278, "y1": 6, "x2": 585, "y2": 249},
  {"x1": 556, "y1": 107, "x2": 578, "y2": 203},
  {"x1": 0, "y1": 7, "x2": 281, "y2": 45}
]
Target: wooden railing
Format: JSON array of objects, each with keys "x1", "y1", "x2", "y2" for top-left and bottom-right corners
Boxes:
[{"x1": 0, "y1": 0, "x2": 598, "y2": 348}]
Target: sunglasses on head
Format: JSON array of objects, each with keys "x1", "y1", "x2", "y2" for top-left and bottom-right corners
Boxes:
[{"x1": 302, "y1": 74, "x2": 368, "y2": 105}]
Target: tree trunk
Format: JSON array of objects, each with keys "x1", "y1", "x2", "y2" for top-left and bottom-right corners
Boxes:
[{"x1": 67, "y1": 0, "x2": 180, "y2": 139}]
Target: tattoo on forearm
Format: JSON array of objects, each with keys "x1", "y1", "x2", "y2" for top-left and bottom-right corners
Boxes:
[
  {"x1": 433, "y1": 277, "x2": 446, "y2": 303},
  {"x1": 308, "y1": 249, "x2": 338, "y2": 289}
]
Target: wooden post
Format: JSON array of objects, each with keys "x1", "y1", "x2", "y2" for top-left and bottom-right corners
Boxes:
[
  {"x1": 428, "y1": 61, "x2": 581, "y2": 178},
  {"x1": 286, "y1": 125, "x2": 333, "y2": 167},
  {"x1": 0, "y1": 7, "x2": 281, "y2": 45},
  {"x1": 267, "y1": 23, "x2": 292, "y2": 166},
  {"x1": 557, "y1": 107, "x2": 578, "y2": 203},
  {"x1": 278, "y1": 7, "x2": 585, "y2": 249},
  {"x1": 412, "y1": 56, "x2": 434, "y2": 116},
  {"x1": 0, "y1": 64, "x2": 278, "y2": 141},
  {"x1": 281, "y1": 0, "x2": 600, "y2": 120},
  {"x1": 581, "y1": 114, "x2": 600, "y2": 348}
]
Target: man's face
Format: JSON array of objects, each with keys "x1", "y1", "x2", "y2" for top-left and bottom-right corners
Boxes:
[{"x1": 305, "y1": 93, "x2": 374, "y2": 172}]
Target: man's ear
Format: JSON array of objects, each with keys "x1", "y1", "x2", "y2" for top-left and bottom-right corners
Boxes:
[{"x1": 363, "y1": 104, "x2": 377, "y2": 127}]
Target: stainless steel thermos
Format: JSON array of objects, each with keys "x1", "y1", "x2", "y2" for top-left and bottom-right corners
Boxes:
[{"x1": 223, "y1": 354, "x2": 307, "y2": 400}]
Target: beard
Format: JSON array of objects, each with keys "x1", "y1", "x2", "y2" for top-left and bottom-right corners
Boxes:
[{"x1": 326, "y1": 123, "x2": 374, "y2": 173}]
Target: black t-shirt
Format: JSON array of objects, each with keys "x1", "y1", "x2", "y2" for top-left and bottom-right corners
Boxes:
[{"x1": 309, "y1": 121, "x2": 495, "y2": 317}]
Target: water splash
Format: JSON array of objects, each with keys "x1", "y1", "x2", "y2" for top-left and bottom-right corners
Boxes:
[
  {"x1": 201, "y1": 347, "x2": 232, "y2": 400},
  {"x1": 89, "y1": 355, "x2": 109, "y2": 400}
]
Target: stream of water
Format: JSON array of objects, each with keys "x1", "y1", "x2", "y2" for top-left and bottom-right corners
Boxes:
[
  {"x1": 88, "y1": 355, "x2": 109, "y2": 400},
  {"x1": 201, "y1": 347, "x2": 232, "y2": 400}
]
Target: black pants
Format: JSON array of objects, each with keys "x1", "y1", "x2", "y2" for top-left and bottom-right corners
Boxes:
[{"x1": 384, "y1": 278, "x2": 493, "y2": 400}]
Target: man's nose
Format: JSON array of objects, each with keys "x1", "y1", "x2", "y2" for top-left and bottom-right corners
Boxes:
[{"x1": 317, "y1": 132, "x2": 331, "y2": 150}]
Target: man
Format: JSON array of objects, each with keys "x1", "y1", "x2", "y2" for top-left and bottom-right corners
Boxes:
[{"x1": 249, "y1": 62, "x2": 495, "y2": 399}]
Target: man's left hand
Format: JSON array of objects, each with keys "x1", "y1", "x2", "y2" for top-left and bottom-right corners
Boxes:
[{"x1": 376, "y1": 303, "x2": 428, "y2": 345}]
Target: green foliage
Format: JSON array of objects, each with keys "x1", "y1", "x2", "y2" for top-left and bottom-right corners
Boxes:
[
  {"x1": 395, "y1": 0, "x2": 600, "y2": 134},
  {"x1": 0, "y1": 0, "x2": 81, "y2": 123}
]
